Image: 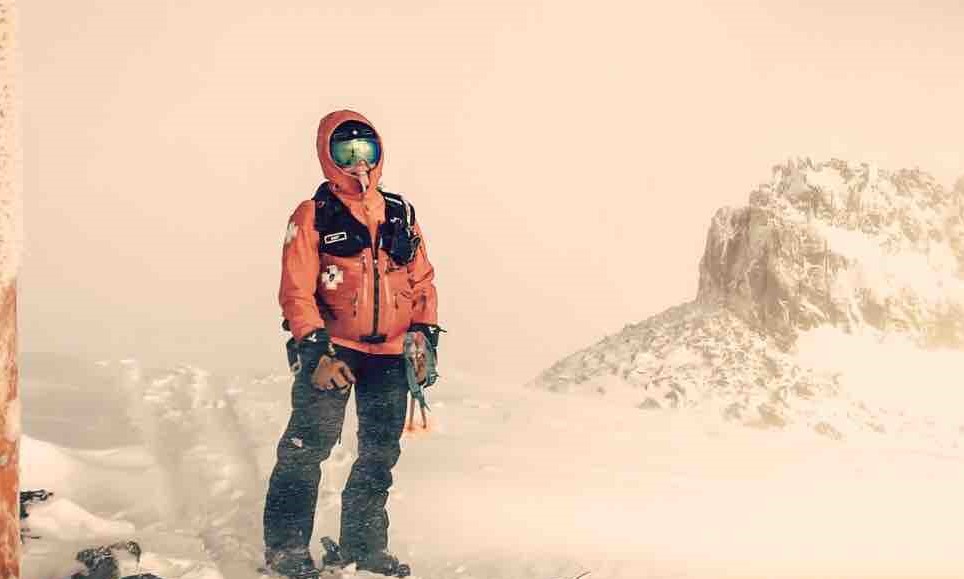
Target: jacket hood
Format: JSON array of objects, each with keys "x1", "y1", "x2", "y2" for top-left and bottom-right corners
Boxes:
[{"x1": 316, "y1": 109, "x2": 385, "y2": 198}]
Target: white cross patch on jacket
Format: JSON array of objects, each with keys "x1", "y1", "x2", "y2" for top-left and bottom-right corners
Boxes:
[
  {"x1": 284, "y1": 222, "x2": 298, "y2": 245},
  {"x1": 322, "y1": 265, "x2": 344, "y2": 290}
]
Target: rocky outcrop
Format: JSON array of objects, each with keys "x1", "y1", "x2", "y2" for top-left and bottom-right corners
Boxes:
[
  {"x1": 531, "y1": 158, "x2": 964, "y2": 440},
  {"x1": 697, "y1": 158, "x2": 964, "y2": 348},
  {"x1": 536, "y1": 301, "x2": 853, "y2": 428}
]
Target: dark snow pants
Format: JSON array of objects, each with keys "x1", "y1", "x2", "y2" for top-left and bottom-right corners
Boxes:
[{"x1": 263, "y1": 344, "x2": 409, "y2": 559}]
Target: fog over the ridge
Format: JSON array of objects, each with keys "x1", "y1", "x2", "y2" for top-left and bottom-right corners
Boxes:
[{"x1": 19, "y1": 0, "x2": 964, "y2": 380}]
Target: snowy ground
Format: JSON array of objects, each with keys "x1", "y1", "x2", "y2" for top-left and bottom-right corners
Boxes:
[{"x1": 19, "y1": 354, "x2": 964, "y2": 579}]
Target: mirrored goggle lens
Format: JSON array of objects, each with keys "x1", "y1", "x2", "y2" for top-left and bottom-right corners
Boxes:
[{"x1": 330, "y1": 138, "x2": 381, "y2": 168}]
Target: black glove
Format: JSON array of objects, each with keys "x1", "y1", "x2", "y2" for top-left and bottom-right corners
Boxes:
[{"x1": 297, "y1": 328, "x2": 333, "y2": 376}]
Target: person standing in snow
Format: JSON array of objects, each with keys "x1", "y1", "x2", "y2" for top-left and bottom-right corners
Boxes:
[{"x1": 263, "y1": 110, "x2": 441, "y2": 579}]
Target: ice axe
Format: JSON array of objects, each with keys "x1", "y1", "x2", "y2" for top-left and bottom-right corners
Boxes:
[{"x1": 403, "y1": 331, "x2": 433, "y2": 431}]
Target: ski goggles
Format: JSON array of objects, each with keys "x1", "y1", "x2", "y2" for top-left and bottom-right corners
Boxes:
[{"x1": 329, "y1": 120, "x2": 381, "y2": 168}]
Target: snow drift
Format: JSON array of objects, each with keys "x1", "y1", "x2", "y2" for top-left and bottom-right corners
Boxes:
[{"x1": 20, "y1": 358, "x2": 964, "y2": 579}]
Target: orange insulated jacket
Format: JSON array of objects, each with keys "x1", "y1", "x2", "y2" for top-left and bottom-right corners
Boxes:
[{"x1": 279, "y1": 110, "x2": 439, "y2": 355}]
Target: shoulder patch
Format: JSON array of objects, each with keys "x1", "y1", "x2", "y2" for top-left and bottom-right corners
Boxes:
[{"x1": 284, "y1": 222, "x2": 299, "y2": 245}]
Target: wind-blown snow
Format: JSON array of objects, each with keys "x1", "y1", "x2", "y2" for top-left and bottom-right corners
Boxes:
[
  {"x1": 17, "y1": 160, "x2": 964, "y2": 578},
  {"x1": 796, "y1": 326, "x2": 964, "y2": 429},
  {"x1": 19, "y1": 357, "x2": 964, "y2": 578}
]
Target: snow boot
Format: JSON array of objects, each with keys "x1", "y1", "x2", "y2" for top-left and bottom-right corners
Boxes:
[
  {"x1": 319, "y1": 537, "x2": 346, "y2": 569},
  {"x1": 320, "y1": 537, "x2": 410, "y2": 577},
  {"x1": 355, "y1": 551, "x2": 411, "y2": 577},
  {"x1": 263, "y1": 548, "x2": 320, "y2": 579}
]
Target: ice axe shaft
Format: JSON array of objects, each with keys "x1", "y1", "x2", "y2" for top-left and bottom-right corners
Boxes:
[{"x1": 403, "y1": 333, "x2": 430, "y2": 430}]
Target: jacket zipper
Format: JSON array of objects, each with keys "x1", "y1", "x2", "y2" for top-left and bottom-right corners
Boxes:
[
  {"x1": 359, "y1": 256, "x2": 366, "y2": 318},
  {"x1": 371, "y1": 227, "x2": 381, "y2": 337}
]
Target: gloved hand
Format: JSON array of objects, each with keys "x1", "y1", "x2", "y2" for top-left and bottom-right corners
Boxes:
[
  {"x1": 312, "y1": 354, "x2": 356, "y2": 391},
  {"x1": 298, "y1": 328, "x2": 356, "y2": 392},
  {"x1": 407, "y1": 324, "x2": 443, "y2": 387}
]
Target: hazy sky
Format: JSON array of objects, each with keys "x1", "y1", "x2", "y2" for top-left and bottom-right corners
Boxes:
[{"x1": 18, "y1": 0, "x2": 964, "y2": 381}]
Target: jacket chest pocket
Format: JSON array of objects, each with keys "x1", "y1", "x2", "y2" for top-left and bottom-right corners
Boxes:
[{"x1": 393, "y1": 288, "x2": 414, "y2": 310}]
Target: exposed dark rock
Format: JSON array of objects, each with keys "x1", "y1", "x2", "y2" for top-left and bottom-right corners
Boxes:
[
  {"x1": 638, "y1": 398, "x2": 661, "y2": 410},
  {"x1": 756, "y1": 404, "x2": 787, "y2": 428},
  {"x1": 814, "y1": 421, "x2": 843, "y2": 440}
]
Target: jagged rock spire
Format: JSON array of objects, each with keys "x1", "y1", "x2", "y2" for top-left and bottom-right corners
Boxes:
[
  {"x1": 532, "y1": 159, "x2": 964, "y2": 440},
  {"x1": 698, "y1": 158, "x2": 964, "y2": 348}
]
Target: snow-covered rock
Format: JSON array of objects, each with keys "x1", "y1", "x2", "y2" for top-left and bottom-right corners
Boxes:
[
  {"x1": 531, "y1": 159, "x2": 964, "y2": 441},
  {"x1": 698, "y1": 158, "x2": 964, "y2": 347}
]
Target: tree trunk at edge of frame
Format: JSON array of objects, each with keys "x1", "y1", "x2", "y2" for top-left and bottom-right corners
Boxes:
[
  {"x1": 0, "y1": 286, "x2": 17, "y2": 577},
  {"x1": 0, "y1": 0, "x2": 22, "y2": 575}
]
